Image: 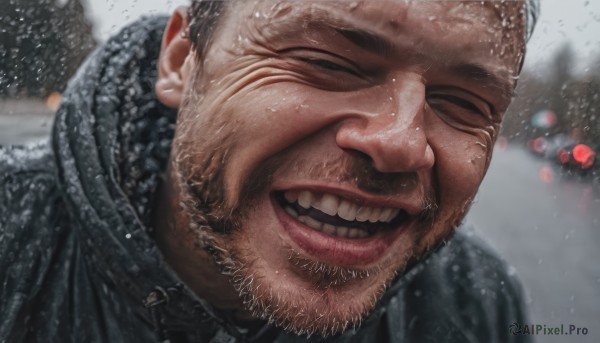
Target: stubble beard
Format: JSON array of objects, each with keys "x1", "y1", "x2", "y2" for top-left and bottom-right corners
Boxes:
[{"x1": 171, "y1": 116, "x2": 446, "y2": 337}]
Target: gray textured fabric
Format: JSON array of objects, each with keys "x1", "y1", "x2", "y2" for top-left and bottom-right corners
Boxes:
[{"x1": 1, "y1": 16, "x2": 532, "y2": 343}]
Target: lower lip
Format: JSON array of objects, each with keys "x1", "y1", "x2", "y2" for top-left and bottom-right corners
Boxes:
[{"x1": 271, "y1": 195, "x2": 407, "y2": 267}]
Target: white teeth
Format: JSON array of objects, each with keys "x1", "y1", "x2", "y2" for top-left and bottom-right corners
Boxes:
[
  {"x1": 297, "y1": 191, "x2": 313, "y2": 209},
  {"x1": 282, "y1": 190, "x2": 402, "y2": 224},
  {"x1": 284, "y1": 205, "x2": 369, "y2": 239},
  {"x1": 387, "y1": 208, "x2": 400, "y2": 222},
  {"x1": 284, "y1": 206, "x2": 298, "y2": 217},
  {"x1": 348, "y1": 228, "x2": 360, "y2": 238},
  {"x1": 355, "y1": 206, "x2": 372, "y2": 222},
  {"x1": 379, "y1": 208, "x2": 393, "y2": 222},
  {"x1": 284, "y1": 190, "x2": 299, "y2": 203},
  {"x1": 338, "y1": 200, "x2": 357, "y2": 221},
  {"x1": 336, "y1": 226, "x2": 349, "y2": 237},
  {"x1": 315, "y1": 194, "x2": 339, "y2": 216},
  {"x1": 303, "y1": 216, "x2": 323, "y2": 231},
  {"x1": 368, "y1": 207, "x2": 382, "y2": 223},
  {"x1": 322, "y1": 224, "x2": 336, "y2": 235}
]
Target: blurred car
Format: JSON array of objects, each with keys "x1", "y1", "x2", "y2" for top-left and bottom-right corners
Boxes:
[
  {"x1": 527, "y1": 134, "x2": 574, "y2": 159},
  {"x1": 556, "y1": 143, "x2": 597, "y2": 173}
]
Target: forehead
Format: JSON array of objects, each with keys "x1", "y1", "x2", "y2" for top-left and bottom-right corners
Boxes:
[{"x1": 223, "y1": 0, "x2": 526, "y2": 71}]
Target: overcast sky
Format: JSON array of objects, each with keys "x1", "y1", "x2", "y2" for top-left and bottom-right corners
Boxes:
[{"x1": 83, "y1": 0, "x2": 600, "y2": 71}]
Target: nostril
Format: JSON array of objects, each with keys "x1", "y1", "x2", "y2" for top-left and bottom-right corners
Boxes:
[{"x1": 342, "y1": 148, "x2": 373, "y2": 165}]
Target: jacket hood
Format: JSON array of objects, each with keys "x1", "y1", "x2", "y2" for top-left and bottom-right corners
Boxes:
[{"x1": 52, "y1": 16, "x2": 257, "y2": 340}]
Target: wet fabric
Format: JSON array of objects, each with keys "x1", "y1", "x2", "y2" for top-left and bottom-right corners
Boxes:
[{"x1": 0, "y1": 16, "x2": 532, "y2": 343}]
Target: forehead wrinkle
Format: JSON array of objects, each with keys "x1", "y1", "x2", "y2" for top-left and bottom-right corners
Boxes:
[{"x1": 243, "y1": 1, "x2": 520, "y2": 100}]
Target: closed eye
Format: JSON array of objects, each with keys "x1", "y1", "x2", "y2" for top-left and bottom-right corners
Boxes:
[
  {"x1": 298, "y1": 57, "x2": 361, "y2": 77},
  {"x1": 428, "y1": 93, "x2": 483, "y2": 114}
]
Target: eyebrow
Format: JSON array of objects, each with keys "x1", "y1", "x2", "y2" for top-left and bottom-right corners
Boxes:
[
  {"x1": 335, "y1": 27, "x2": 515, "y2": 102},
  {"x1": 449, "y1": 63, "x2": 515, "y2": 101},
  {"x1": 334, "y1": 27, "x2": 397, "y2": 57}
]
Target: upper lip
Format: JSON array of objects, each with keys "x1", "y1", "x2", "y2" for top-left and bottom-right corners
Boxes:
[{"x1": 272, "y1": 183, "x2": 421, "y2": 217}]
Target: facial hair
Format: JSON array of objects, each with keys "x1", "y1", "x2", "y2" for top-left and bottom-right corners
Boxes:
[{"x1": 171, "y1": 121, "x2": 444, "y2": 337}]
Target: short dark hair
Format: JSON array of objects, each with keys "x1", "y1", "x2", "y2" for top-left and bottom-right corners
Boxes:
[
  {"x1": 187, "y1": 0, "x2": 228, "y2": 54},
  {"x1": 185, "y1": 0, "x2": 540, "y2": 56}
]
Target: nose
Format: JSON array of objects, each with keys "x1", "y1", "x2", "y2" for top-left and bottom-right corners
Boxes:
[{"x1": 335, "y1": 77, "x2": 435, "y2": 173}]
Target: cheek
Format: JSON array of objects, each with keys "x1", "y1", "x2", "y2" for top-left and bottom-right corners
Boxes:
[
  {"x1": 189, "y1": 82, "x2": 340, "y2": 200},
  {"x1": 426, "y1": 115, "x2": 493, "y2": 208}
]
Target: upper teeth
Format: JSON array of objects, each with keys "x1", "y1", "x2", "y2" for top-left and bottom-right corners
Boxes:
[{"x1": 283, "y1": 190, "x2": 400, "y2": 223}]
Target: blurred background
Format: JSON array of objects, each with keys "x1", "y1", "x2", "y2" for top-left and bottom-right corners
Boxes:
[{"x1": 1, "y1": 0, "x2": 599, "y2": 342}]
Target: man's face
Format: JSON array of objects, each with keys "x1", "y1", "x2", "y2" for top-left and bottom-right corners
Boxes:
[{"x1": 162, "y1": 0, "x2": 524, "y2": 336}]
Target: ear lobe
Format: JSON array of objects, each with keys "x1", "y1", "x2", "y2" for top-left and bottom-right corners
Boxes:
[{"x1": 156, "y1": 7, "x2": 193, "y2": 109}]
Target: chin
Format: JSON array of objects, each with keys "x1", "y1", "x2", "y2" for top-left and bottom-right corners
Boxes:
[
  {"x1": 199, "y1": 185, "x2": 433, "y2": 337},
  {"x1": 223, "y1": 235, "x2": 401, "y2": 337}
]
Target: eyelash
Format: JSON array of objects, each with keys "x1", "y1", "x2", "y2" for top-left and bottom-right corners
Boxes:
[
  {"x1": 428, "y1": 93, "x2": 483, "y2": 114},
  {"x1": 295, "y1": 55, "x2": 362, "y2": 78}
]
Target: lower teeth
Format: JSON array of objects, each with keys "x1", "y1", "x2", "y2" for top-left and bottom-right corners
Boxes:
[{"x1": 284, "y1": 206, "x2": 370, "y2": 239}]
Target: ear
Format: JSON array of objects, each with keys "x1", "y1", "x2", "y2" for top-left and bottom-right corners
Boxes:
[{"x1": 156, "y1": 7, "x2": 193, "y2": 109}]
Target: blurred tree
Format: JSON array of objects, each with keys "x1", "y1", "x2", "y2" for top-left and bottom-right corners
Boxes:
[
  {"x1": 502, "y1": 43, "x2": 600, "y2": 145},
  {"x1": 502, "y1": 43, "x2": 577, "y2": 141},
  {"x1": 0, "y1": 0, "x2": 96, "y2": 98}
]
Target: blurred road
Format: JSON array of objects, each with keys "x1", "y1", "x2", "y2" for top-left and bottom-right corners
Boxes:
[
  {"x1": 1, "y1": 103, "x2": 599, "y2": 342},
  {"x1": 467, "y1": 146, "x2": 600, "y2": 343},
  {"x1": 0, "y1": 100, "x2": 54, "y2": 145}
]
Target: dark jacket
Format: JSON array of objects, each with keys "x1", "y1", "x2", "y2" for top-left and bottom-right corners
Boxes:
[{"x1": 0, "y1": 16, "x2": 531, "y2": 343}]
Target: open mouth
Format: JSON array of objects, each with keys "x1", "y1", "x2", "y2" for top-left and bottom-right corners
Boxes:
[{"x1": 275, "y1": 190, "x2": 409, "y2": 240}]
